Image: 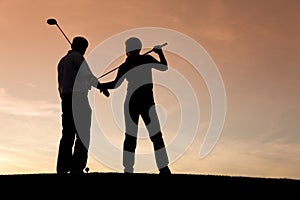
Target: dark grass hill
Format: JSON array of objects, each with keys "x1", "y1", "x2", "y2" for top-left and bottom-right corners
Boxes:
[{"x1": 0, "y1": 172, "x2": 299, "y2": 198}]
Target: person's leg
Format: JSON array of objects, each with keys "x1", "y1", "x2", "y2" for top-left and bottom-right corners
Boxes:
[
  {"x1": 71, "y1": 134, "x2": 89, "y2": 174},
  {"x1": 123, "y1": 97, "x2": 139, "y2": 173},
  {"x1": 150, "y1": 133, "x2": 171, "y2": 174},
  {"x1": 141, "y1": 102, "x2": 171, "y2": 174},
  {"x1": 56, "y1": 96, "x2": 76, "y2": 174},
  {"x1": 123, "y1": 134, "x2": 137, "y2": 173},
  {"x1": 71, "y1": 93, "x2": 91, "y2": 174}
]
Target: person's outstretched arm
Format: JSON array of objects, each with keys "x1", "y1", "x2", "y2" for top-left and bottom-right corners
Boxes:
[
  {"x1": 99, "y1": 64, "x2": 126, "y2": 90},
  {"x1": 87, "y1": 75, "x2": 110, "y2": 97},
  {"x1": 80, "y1": 59, "x2": 110, "y2": 97}
]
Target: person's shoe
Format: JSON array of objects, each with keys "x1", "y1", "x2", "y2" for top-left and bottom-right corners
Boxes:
[
  {"x1": 159, "y1": 166, "x2": 172, "y2": 175},
  {"x1": 124, "y1": 171, "x2": 133, "y2": 174},
  {"x1": 124, "y1": 167, "x2": 134, "y2": 174},
  {"x1": 57, "y1": 171, "x2": 69, "y2": 175},
  {"x1": 70, "y1": 170, "x2": 84, "y2": 175},
  {"x1": 57, "y1": 168, "x2": 70, "y2": 175}
]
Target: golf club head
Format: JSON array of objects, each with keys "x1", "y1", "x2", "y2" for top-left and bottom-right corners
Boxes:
[{"x1": 47, "y1": 18, "x2": 57, "y2": 25}]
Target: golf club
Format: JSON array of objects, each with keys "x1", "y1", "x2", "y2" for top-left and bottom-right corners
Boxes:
[
  {"x1": 47, "y1": 18, "x2": 72, "y2": 45},
  {"x1": 97, "y1": 42, "x2": 168, "y2": 79}
]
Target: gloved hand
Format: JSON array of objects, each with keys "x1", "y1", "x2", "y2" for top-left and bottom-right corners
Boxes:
[
  {"x1": 153, "y1": 45, "x2": 163, "y2": 54},
  {"x1": 101, "y1": 87, "x2": 110, "y2": 97},
  {"x1": 97, "y1": 83, "x2": 110, "y2": 97}
]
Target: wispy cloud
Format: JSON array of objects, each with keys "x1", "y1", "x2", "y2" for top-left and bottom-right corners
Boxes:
[{"x1": 0, "y1": 88, "x2": 59, "y2": 117}]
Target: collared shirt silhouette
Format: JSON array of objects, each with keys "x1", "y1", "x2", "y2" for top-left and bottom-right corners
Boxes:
[
  {"x1": 100, "y1": 37, "x2": 171, "y2": 174},
  {"x1": 56, "y1": 36, "x2": 109, "y2": 174}
]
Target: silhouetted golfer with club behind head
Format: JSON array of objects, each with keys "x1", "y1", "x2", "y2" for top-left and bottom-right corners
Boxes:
[
  {"x1": 100, "y1": 37, "x2": 171, "y2": 174},
  {"x1": 56, "y1": 36, "x2": 109, "y2": 174}
]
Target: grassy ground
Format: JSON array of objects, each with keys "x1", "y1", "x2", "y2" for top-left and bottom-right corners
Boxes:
[{"x1": 0, "y1": 172, "x2": 299, "y2": 197}]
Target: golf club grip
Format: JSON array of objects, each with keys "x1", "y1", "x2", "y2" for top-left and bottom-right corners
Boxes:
[
  {"x1": 160, "y1": 42, "x2": 168, "y2": 48},
  {"x1": 144, "y1": 42, "x2": 168, "y2": 55}
]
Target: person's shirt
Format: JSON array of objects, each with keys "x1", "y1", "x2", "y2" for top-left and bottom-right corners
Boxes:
[
  {"x1": 57, "y1": 50, "x2": 98, "y2": 96},
  {"x1": 104, "y1": 54, "x2": 168, "y2": 95}
]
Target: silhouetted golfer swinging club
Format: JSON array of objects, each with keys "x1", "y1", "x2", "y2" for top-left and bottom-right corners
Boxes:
[{"x1": 46, "y1": 18, "x2": 168, "y2": 79}]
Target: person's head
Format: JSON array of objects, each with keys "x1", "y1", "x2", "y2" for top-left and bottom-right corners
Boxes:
[
  {"x1": 71, "y1": 36, "x2": 89, "y2": 55},
  {"x1": 125, "y1": 37, "x2": 142, "y2": 56}
]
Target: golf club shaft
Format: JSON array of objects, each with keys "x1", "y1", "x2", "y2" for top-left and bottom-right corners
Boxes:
[
  {"x1": 97, "y1": 42, "x2": 168, "y2": 79},
  {"x1": 56, "y1": 24, "x2": 72, "y2": 45}
]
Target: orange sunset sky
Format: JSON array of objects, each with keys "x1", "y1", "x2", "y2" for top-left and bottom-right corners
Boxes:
[{"x1": 0, "y1": 0, "x2": 300, "y2": 179}]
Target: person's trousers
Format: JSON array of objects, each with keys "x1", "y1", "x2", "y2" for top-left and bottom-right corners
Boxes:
[
  {"x1": 123, "y1": 92, "x2": 169, "y2": 172},
  {"x1": 56, "y1": 92, "x2": 91, "y2": 173}
]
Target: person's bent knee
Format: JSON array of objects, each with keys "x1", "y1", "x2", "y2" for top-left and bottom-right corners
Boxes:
[
  {"x1": 124, "y1": 133, "x2": 137, "y2": 152},
  {"x1": 150, "y1": 132, "x2": 165, "y2": 151}
]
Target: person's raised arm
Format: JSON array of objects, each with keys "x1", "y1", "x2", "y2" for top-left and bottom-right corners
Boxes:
[{"x1": 152, "y1": 45, "x2": 168, "y2": 71}]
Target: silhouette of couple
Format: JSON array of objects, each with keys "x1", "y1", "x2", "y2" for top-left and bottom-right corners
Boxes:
[{"x1": 56, "y1": 36, "x2": 171, "y2": 175}]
